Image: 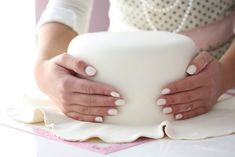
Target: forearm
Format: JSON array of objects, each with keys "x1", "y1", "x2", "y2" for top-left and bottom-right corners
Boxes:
[
  {"x1": 182, "y1": 12, "x2": 235, "y2": 51},
  {"x1": 36, "y1": 22, "x2": 77, "y2": 61},
  {"x1": 34, "y1": 22, "x2": 78, "y2": 85},
  {"x1": 181, "y1": 11, "x2": 235, "y2": 91},
  {"x1": 219, "y1": 40, "x2": 235, "y2": 91}
]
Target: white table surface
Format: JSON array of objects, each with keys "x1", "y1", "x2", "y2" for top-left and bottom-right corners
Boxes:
[{"x1": 1, "y1": 123, "x2": 235, "y2": 157}]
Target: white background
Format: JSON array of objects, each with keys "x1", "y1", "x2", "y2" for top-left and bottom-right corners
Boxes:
[{"x1": 0, "y1": 1, "x2": 37, "y2": 110}]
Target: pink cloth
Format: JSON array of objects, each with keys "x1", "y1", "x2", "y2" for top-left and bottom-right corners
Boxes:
[{"x1": 0, "y1": 122, "x2": 153, "y2": 155}]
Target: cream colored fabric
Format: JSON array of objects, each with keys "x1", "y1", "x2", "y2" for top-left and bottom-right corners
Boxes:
[
  {"x1": 110, "y1": 0, "x2": 235, "y2": 32},
  {"x1": 38, "y1": 0, "x2": 235, "y2": 58},
  {"x1": 7, "y1": 95, "x2": 235, "y2": 143},
  {"x1": 37, "y1": 0, "x2": 93, "y2": 34},
  {"x1": 109, "y1": 0, "x2": 235, "y2": 58}
]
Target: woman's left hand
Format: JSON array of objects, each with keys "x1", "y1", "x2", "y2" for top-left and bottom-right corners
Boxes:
[{"x1": 156, "y1": 52, "x2": 226, "y2": 120}]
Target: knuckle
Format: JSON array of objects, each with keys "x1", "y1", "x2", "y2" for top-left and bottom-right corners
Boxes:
[
  {"x1": 84, "y1": 84, "x2": 95, "y2": 94},
  {"x1": 200, "y1": 52, "x2": 208, "y2": 61},
  {"x1": 74, "y1": 59, "x2": 85, "y2": 72},
  {"x1": 171, "y1": 105, "x2": 179, "y2": 113},
  {"x1": 197, "y1": 52, "x2": 214, "y2": 69},
  {"x1": 77, "y1": 59, "x2": 86, "y2": 69},
  {"x1": 166, "y1": 96, "x2": 175, "y2": 104},
  {"x1": 173, "y1": 104, "x2": 187, "y2": 113},
  {"x1": 170, "y1": 83, "x2": 179, "y2": 93},
  {"x1": 107, "y1": 97, "x2": 115, "y2": 105},
  {"x1": 203, "y1": 52, "x2": 213, "y2": 60},
  {"x1": 79, "y1": 82, "x2": 94, "y2": 94},
  {"x1": 75, "y1": 115, "x2": 83, "y2": 121},
  {"x1": 86, "y1": 96, "x2": 96, "y2": 106},
  {"x1": 181, "y1": 113, "x2": 191, "y2": 120},
  {"x1": 188, "y1": 103, "x2": 194, "y2": 110},
  {"x1": 79, "y1": 106, "x2": 91, "y2": 115},
  {"x1": 73, "y1": 114, "x2": 84, "y2": 121},
  {"x1": 102, "y1": 85, "x2": 112, "y2": 95},
  {"x1": 179, "y1": 108, "x2": 196, "y2": 119},
  {"x1": 179, "y1": 104, "x2": 188, "y2": 112},
  {"x1": 75, "y1": 114, "x2": 94, "y2": 122},
  {"x1": 74, "y1": 114, "x2": 84, "y2": 121},
  {"x1": 91, "y1": 108, "x2": 103, "y2": 116},
  {"x1": 184, "y1": 92, "x2": 193, "y2": 101}
]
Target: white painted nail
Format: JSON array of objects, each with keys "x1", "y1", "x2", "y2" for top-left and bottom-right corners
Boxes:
[
  {"x1": 108, "y1": 109, "x2": 118, "y2": 115},
  {"x1": 186, "y1": 65, "x2": 197, "y2": 75},
  {"x1": 157, "y1": 99, "x2": 166, "y2": 106},
  {"x1": 110, "y1": 91, "x2": 120, "y2": 98},
  {"x1": 175, "y1": 114, "x2": 183, "y2": 120},
  {"x1": 163, "y1": 107, "x2": 172, "y2": 114},
  {"x1": 95, "y1": 116, "x2": 103, "y2": 122},
  {"x1": 115, "y1": 99, "x2": 125, "y2": 106},
  {"x1": 161, "y1": 88, "x2": 171, "y2": 95},
  {"x1": 85, "y1": 66, "x2": 96, "y2": 76}
]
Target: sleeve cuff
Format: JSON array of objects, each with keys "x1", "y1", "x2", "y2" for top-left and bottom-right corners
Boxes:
[{"x1": 37, "y1": 2, "x2": 92, "y2": 34}]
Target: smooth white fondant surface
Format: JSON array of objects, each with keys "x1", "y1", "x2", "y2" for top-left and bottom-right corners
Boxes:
[
  {"x1": 68, "y1": 31, "x2": 198, "y2": 126},
  {"x1": 7, "y1": 94, "x2": 235, "y2": 143}
]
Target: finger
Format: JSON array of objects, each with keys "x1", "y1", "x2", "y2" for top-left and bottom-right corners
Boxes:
[
  {"x1": 162, "y1": 100, "x2": 203, "y2": 114},
  {"x1": 67, "y1": 93, "x2": 125, "y2": 107},
  {"x1": 54, "y1": 53, "x2": 97, "y2": 77},
  {"x1": 157, "y1": 88, "x2": 203, "y2": 106},
  {"x1": 160, "y1": 75, "x2": 203, "y2": 96},
  {"x1": 174, "y1": 107, "x2": 208, "y2": 120},
  {"x1": 186, "y1": 52, "x2": 214, "y2": 75},
  {"x1": 69, "y1": 105, "x2": 118, "y2": 116},
  {"x1": 66, "y1": 76, "x2": 121, "y2": 96},
  {"x1": 66, "y1": 112, "x2": 104, "y2": 123}
]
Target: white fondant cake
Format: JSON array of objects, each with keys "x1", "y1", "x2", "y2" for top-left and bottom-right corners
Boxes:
[{"x1": 68, "y1": 31, "x2": 198, "y2": 126}]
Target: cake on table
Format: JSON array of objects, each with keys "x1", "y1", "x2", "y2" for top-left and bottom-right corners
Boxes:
[
  {"x1": 7, "y1": 31, "x2": 235, "y2": 143},
  {"x1": 68, "y1": 31, "x2": 197, "y2": 126}
]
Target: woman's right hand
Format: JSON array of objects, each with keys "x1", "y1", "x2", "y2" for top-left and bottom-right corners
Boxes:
[{"x1": 34, "y1": 53, "x2": 125, "y2": 123}]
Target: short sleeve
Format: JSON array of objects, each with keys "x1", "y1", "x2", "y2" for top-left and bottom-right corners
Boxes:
[{"x1": 37, "y1": 0, "x2": 93, "y2": 34}]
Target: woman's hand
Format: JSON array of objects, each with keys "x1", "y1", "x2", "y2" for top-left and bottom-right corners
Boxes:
[
  {"x1": 156, "y1": 52, "x2": 227, "y2": 120},
  {"x1": 34, "y1": 53, "x2": 125, "y2": 123}
]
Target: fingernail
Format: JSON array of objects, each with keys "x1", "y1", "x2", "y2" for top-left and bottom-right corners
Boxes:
[
  {"x1": 115, "y1": 99, "x2": 125, "y2": 106},
  {"x1": 175, "y1": 114, "x2": 183, "y2": 120},
  {"x1": 186, "y1": 65, "x2": 197, "y2": 75},
  {"x1": 110, "y1": 91, "x2": 120, "y2": 98},
  {"x1": 163, "y1": 107, "x2": 172, "y2": 114},
  {"x1": 108, "y1": 109, "x2": 118, "y2": 115},
  {"x1": 95, "y1": 116, "x2": 103, "y2": 122},
  {"x1": 157, "y1": 98, "x2": 166, "y2": 106},
  {"x1": 161, "y1": 88, "x2": 171, "y2": 95},
  {"x1": 85, "y1": 66, "x2": 96, "y2": 76}
]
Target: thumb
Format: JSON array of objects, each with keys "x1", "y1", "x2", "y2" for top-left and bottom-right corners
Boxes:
[
  {"x1": 186, "y1": 51, "x2": 214, "y2": 75},
  {"x1": 54, "y1": 53, "x2": 97, "y2": 77}
]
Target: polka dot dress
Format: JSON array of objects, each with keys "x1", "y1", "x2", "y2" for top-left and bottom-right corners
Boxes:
[{"x1": 109, "y1": 0, "x2": 235, "y2": 59}]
